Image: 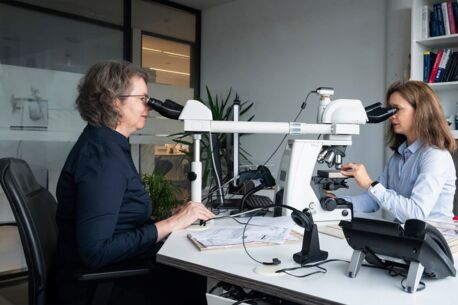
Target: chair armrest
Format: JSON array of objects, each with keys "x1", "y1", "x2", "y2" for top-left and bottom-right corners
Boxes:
[{"x1": 75, "y1": 259, "x2": 154, "y2": 282}]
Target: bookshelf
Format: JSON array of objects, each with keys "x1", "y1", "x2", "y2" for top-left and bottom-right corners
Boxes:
[{"x1": 412, "y1": 0, "x2": 458, "y2": 138}]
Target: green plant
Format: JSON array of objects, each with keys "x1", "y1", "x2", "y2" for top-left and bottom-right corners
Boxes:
[
  {"x1": 142, "y1": 172, "x2": 182, "y2": 221},
  {"x1": 172, "y1": 86, "x2": 254, "y2": 188}
]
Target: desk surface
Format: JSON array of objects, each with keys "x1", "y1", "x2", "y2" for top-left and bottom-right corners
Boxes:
[{"x1": 157, "y1": 219, "x2": 458, "y2": 305}]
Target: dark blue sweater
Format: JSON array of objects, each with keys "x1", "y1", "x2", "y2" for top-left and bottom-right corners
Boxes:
[{"x1": 55, "y1": 125, "x2": 158, "y2": 270}]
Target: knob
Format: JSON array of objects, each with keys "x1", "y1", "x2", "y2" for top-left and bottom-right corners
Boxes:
[
  {"x1": 320, "y1": 197, "x2": 337, "y2": 211},
  {"x1": 187, "y1": 172, "x2": 197, "y2": 181}
]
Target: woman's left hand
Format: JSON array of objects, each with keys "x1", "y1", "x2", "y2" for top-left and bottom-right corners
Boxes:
[{"x1": 340, "y1": 162, "x2": 373, "y2": 190}]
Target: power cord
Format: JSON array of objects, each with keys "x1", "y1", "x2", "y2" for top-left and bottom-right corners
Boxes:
[
  {"x1": 361, "y1": 263, "x2": 426, "y2": 292},
  {"x1": 208, "y1": 131, "x2": 223, "y2": 205},
  {"x1": 262, "y1": 90, "x2": 317, "y2": 166},
  {"x1": 275, "y1": 259, "x2": 350, "y2": 278}
]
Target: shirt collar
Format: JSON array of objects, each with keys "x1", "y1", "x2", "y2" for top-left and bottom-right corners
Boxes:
[
  {"x1": 84, "y1": 124, "x2": 130, "y2": 151},
  {"x1": 397, "y1": 139, "x2": 423, "y2": 155}
]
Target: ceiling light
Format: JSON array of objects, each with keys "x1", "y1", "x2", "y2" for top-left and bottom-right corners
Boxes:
[
  {"x1": 149, "y1": 67, "x2": 190, "y2": 76},
  {"x1": 142, "y1": 47, "x2": 190, "y2": 58}
]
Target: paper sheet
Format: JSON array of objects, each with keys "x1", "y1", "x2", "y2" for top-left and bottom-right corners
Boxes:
[{"x1": 189, "y1": 225, "x2": 291, "y2": 247}]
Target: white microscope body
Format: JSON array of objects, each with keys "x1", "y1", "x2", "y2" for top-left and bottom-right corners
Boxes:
[{"x1": 179, "y1": 88, "x2": 368, "y2": 222}]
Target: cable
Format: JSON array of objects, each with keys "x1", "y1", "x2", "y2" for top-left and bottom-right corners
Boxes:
[
  {"x1": 208, "y1": 131, "x2": 223, "y2": 205},
  {"x1": 201, "y1": 175, "x2": 240, "y2": 203},
  {"x1": 275, "y1": 259, "x2": 350, "y2": 278},
  {"x1": 201, "y1": 207, "x2": 268, "y2": 226},
  {"x1": 262, "y1": 90, "x2": 316, "y2": 166},
  {"x1": 241, "y1": 208, "x2": 274, "y2": 265}
]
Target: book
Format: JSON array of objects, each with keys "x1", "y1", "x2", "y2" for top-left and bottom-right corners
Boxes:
[
  {"x1": 431, "y1": 10, "x2": 438, "y2": 37},
  {"x1": 423, "y1": 51, "x2": 437, "y2": 82},
  {"x1": 422, "y1": 5, "x2": 431, "y2": 38},
  {"x1": 448, "y1": 53, "x2": 458, "y2": 81},
  {"x1": 447, "y1": 1, "x2": 456, "y2": 34},
  {"x1": 442, "y1": 2, "x2": 451, "y2": 35},
  {"x1": 442, "y1": 51, "x2": 457, "y2": 81},
  {"x1": 429, "y1": 49, "x2": 444, "y2": 82},
  {"x1": 436, "y1": 3, "x2": 445, "y2": 36},
  {"x1": 453, "y1": 1, "x2": 458, "y2": 30},
  {"x1": 434, "y1": 48, "x2": 452, "y2": 82}
]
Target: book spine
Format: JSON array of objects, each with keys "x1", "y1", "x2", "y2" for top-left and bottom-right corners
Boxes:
[
  {"x1": 422, "y1": 5, "x2": 431, "y2": 38},
  {"x1": 442, "y1": 2, "x2": 451, "y2": 35},
  {"x1": 448, "y1": 1, "x2": 456, "y2": 34},
  {"x1": 443, "y1": 52, "x2": 456, "y2": 81},
  {"x1": 424, "y1": 51, "x2": 432, "y2": 82},
  {"x1": 436, "y1": 3, "x2": 445, "y2": 35},
  {"x1": 453, "y1": 1, "x2": 458, "y2": 31},
  {"x1": 435, "y1": 48, "x2": 452, "y2": 82},
  {"x1": 429, "y1": 49, "x2": 444, "y2": 83},
  {"x1": 431, "y1": 10, "x2": 437, "y2": 36}
]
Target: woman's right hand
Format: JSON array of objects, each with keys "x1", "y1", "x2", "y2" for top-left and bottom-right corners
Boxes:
[
  {"x1": 170, "y1": 201, "x2": 215, "y2": 231},
  {"x1": 156, "y1": 201, "x2": 215, "y2": 241}
]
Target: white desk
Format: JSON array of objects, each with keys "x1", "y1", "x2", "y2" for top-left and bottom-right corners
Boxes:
[{"x1": 157, "y1": 220, "x2": 458, "y2": 305}]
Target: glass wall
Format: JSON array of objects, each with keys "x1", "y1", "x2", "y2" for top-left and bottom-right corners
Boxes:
[
  {"x1": 0, "y1": 1, "x2": 200, "y2": 221},
  {"x1": 142, "y1": 34, "x2": 191, "y2": 87}
]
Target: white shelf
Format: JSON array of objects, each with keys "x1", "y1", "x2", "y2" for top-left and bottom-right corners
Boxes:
[
  {"x1": 429, "y1": 81, "x2": 458, "y2": 91},
  {"x1": 416, "y1": 34, "x2": 458, "y2": 48}
]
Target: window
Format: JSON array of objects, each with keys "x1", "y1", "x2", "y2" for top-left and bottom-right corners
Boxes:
[{"x1": 142, "y1": 34, "x2": 191, "y2": 87}]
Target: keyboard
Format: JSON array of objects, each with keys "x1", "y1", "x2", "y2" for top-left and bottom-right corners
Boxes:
[{"x1": 245, "y1": 195, "x2": 274, "y2": 209}]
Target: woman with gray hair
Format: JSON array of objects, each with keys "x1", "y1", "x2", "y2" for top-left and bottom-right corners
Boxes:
[{"x1": 52, "y1": 61, "x2": 213, "y2": 305}]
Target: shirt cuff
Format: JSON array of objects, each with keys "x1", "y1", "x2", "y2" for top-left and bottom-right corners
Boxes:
[{"x1": 367, "y1": 182, "x2": 385, "y2": 205}]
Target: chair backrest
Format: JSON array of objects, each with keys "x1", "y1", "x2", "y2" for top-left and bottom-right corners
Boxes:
[{"x1": 0, "y1": 158, "x2": 58, "y2": 305}]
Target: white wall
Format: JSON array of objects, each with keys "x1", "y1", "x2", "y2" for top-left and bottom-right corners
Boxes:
[
  {"x1": 201, "y1": 0, "x2": 388, "y2": 195},
  {"x1": 385, "y1": 0, "x2": 412, "y2": 162}
]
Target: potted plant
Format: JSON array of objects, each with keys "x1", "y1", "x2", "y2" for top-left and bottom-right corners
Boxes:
[{"x1": 142, "y1": 172, "x2": 182, "y2": 221}]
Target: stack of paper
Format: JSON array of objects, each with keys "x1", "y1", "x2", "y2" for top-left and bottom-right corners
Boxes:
[{"x1": 187, "y1": 216, "x2": 302, "y2": 251}]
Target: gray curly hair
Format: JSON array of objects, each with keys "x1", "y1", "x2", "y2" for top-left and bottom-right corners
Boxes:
[{"x1": 76, "y1": 61, "x2": 148, "y2": 128}]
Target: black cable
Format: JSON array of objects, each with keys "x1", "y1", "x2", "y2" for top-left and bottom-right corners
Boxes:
[
  {"x1": 242, "y1": 208, "x2": 273, "y2": 265},
  {"x1": 361, "y1": 262, "x2": 426, "y2": 292},
  {"x1": 262, "y1": 90, "x2": 316, "y2": 166},
  {"x1": 200, "y1": 208, "x2": 268, "y2": 226},
  {"x1": 275, "y1": 259, "x2": 350, "y2": 278},
  {"x1": 232, "y1": 297, "x2": 267, "y2": 305}
]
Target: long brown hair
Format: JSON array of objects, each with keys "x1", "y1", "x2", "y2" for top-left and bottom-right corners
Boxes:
[{"x1": 385, "y1": 80, "x2": 456, "y2": 153}]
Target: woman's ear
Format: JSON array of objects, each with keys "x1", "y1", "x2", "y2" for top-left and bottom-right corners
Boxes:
[{"x1": 114, "y1": 98, "x2": 123, "y2": 110}]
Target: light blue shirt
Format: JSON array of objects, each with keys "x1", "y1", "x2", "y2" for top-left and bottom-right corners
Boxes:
[{"x1": 346, "y1": 140, "x2": 456, "y2": 223}]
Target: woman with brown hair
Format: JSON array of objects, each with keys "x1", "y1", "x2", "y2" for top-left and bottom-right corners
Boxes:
[{"x1": 340, "y1": 80, "x2": 456, "y2": 223}]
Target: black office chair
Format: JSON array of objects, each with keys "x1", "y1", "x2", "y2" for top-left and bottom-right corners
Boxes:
[{"x1": 0, "y1": 158, "x2": 153, "y2": 305}]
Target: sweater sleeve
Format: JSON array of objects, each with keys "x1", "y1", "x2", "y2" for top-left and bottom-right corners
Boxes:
[{"x1": 74, "y1": 149, "x2": 158, "y2": 269}]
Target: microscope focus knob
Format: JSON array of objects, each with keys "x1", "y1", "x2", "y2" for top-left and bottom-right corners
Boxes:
[{"x1": 320, "y1": 197, "x2": 337, "y2": 211}]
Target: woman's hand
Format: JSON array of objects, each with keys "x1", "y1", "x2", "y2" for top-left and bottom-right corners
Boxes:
[
  {"x1": 170, "y1": 201, "x2": 215, "y2": 230},
  {"x1": 340, "y1": 162, "x2": 373, "y2": 190},
  {"x1": 156, "y1": 201, "x2": 215, "y2": 241}
]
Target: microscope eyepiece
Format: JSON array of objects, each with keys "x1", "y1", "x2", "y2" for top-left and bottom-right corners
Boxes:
[{"x1": 146, "y1": 97, "x2": 183, "y2": 120}]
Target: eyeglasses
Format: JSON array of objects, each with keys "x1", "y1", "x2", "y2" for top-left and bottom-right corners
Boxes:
[{"x1": 119, "y1": 94, "x2": 150, "y2": 104}]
